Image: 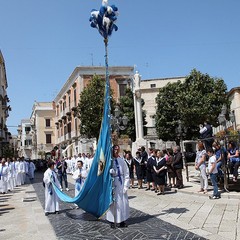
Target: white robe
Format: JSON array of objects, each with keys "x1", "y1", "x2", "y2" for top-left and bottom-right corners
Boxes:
[
  {"x1": 0, "y1": 165, "x2": 9, "y2": 193},
  {"x1": 106, "y1": 157, "x2": 130, "y2": 223},
  {"x1": 19, "y1": 161, "x2": 25, "y2": 185},
  {"x1": 66, "y1": 159, "x2": 72, "y2": 174},
  {"x1": 7, "y1": 162, "x2": 14, "y2": 191},
  {"x1": 28, "y1": 162, "x2": 36, "y2": 179},
  {"x1": 72, "y1": 168, "x2": 88, "y2": 196},
  {"x1": 15, "y1": 161, "x2": 22, "y2": 186},
  {"x1": 24, "y1": 161, "x2": 29, "y2": 183},
  {"x1": 43, "y1": 168, "x2": 62, "y2": 213}
]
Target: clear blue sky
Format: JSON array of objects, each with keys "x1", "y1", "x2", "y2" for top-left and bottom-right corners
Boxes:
[{"x1": 1, "y1": 0, "x2": 240, "y2": 134}]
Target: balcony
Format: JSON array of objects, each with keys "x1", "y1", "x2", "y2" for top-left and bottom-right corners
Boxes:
[{"x1": 24, "y1": 145, "x2": 32, "y2": 150}]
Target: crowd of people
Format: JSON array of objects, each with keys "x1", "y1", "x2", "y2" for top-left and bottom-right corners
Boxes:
[
  {"x1": 0, "y1": 157, "x2": 36, "y2": 194},
  {"x1": 195, "y1": 139, "x2": 240, "y2": 199},
  {"x1": 43, "y1": 153, "x2": 93, "y2": 215},
  {"x1": 123, "y1": 146, "x2": 184, "y2": 195}
]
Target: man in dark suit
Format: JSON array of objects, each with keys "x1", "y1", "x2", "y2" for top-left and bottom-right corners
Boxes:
[{"x1": 56, "y1": 158, "x2": 69, "y2": 191}]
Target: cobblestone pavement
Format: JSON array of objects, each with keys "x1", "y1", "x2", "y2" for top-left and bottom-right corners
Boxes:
[{"x1": 33, "y1": 172, "x2": 206, "y2": 240}]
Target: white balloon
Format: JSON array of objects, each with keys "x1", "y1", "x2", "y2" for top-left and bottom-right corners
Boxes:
[
  {"x1": 91, "y1": 10, "x2": 99, "y2": 18},
  {"x1": 107, "y1": 6, "x2": 113, "y2": 14},
  {"x1": 102, "y1": 0, "x2": 108, "y2": 6},
  {"x1": 103, "y1": 16, "x2": 111, "y2": 31}
]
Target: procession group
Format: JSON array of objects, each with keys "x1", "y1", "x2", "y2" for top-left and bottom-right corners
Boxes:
[
  {"x1": 0, "y1": 157, "x2": 36, "y2": 194},
  {"x1": 43, "y1": 146, "x2": 130, "y2": 228}
]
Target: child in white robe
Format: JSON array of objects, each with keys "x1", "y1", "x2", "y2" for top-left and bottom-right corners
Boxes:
[
  {"x1": 72, "y1": 160, "x2": 88, "y2": 197},
  {"x1": 0, "y1": 159, "x2": 9, "y2": 194}
]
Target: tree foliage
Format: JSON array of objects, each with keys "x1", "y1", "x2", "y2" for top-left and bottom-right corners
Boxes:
[
  {"x1": 119, "y1": 87, "x2": 147, "y2": 142},
  {"x1": 155, "y1": 69, "x2": 229, "y2": 141},
  {"x1": 77, "y1": 75, "x2": 115, "y2": 139}
]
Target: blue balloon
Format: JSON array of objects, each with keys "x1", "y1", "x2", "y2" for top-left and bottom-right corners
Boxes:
[{"x1": 89, "y1": 1, "x2": 118, "y2": 39}]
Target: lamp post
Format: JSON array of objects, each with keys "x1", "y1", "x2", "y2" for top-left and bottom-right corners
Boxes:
[
  {"x1": 111, "y1": 106, "x2": 128, "y2": 140},
  {"x1": 217, "y1": 105, "x2": 229, "y2": 192},
  {"x1": 176, "y1": 120, "x2": 187, "y2": 180},
  {"x1": 229, "y1": 110, "x2": 236, "y2": 131}
]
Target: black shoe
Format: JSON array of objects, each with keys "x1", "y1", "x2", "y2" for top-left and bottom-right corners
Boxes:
[
  {"x1": 55, "y1": 211, "x2": 59, "y2": 214},
  {"x1": 145, "y1": 188, "x2": 150, "y2": 191},
  {"x1": 110, "y1": 222, "x2": 116, "y2": 228},
  {"x1": 178, "y1": 185, "x2": 184, "y2": 189},
  {"x1": 119, "y1": 221, "x2": 128, "y2": 228},
  {"x1": 45, "y1": 212, "x2": 49, "y2": 216}
]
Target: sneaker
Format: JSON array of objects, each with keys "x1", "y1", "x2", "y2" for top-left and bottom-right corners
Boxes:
[
  {"x1": 66, "y1": 188, "x2": 69, "y2": 191},
  {"x1": 209, "y1": 196, "x2": 220, "y2": 200}
]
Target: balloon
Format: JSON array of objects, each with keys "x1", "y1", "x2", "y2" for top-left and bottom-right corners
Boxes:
[{"x1": 89, "y1": 0, "x2": 118, "y2": 39}]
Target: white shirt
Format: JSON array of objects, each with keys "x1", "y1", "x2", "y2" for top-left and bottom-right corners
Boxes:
[{"x1": 208, "y1": 155, "x2": 218, "y2": 174}]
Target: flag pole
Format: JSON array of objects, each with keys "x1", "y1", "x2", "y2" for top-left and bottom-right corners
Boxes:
[{"x1": 104, "y1": 37, "x2": 116, "y2": 228}]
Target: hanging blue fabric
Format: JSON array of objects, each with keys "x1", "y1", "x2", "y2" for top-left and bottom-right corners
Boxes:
[{"x1": 114, "y1": 158, "x2": 122, "y2": 185}]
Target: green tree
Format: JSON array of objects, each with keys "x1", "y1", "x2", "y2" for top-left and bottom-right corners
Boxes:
[
  {"x1": 77, "y1": 75, "x2": 115, "y2": 139},
  {"x1": 155, "y1": 69, "x2": 229, "y2": 141},
  {"x1": 119, "y1": 87, "x2": 147, "y2": 142}
]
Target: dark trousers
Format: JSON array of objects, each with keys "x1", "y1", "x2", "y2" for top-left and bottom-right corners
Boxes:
[
  {"x1": 175, "y1": 169, "x2": 183, "y2": 187},
  {"x1": 229, "y1": 161, "x2": 240, "y2": 178},
  {"x1": 58, "y1": 174, "x2": 68, "y2": 188}
]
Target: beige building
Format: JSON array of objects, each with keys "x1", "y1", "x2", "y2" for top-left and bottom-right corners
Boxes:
[
  {"x1": 18, "y1": 119, "x2": 32, "y2": 158},
  {"x1": 140, "y1": 76, "x2": 186, "y2": 140},
  {"x1": 30, "y1": 102, "x2": 55, "y2": 159},
  {"x1": 228, "y1": 87, "x2": 240, "y2": 130},
  {"x1": 0, "y1": 50, "x2": 11, "y2": 157},
  {"x1": 54, "y1": 66, "x2": 134, "y2": 157}
]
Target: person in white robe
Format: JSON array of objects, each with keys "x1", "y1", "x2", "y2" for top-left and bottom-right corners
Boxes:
[
  {"x1": 28, "y1": 160, "x2": 36, "y2": 180},
  {"x1": 0, "y1": 159, "x2": 10, "y2": 194},
  {"x1": 12, "y1": 157, "x2": 17, "y2": 187},
  {"x1": 72, "y1": 160, "x2": 88, "y2": 196},
  {"x1": 106, "y1": 145, "x2": 130, "y2": 228},
  {"x1": 24, "y1": 159, "x2": 29, "y2": 183},
  {"x1": 15, "y1": 158, "x2": 22, "y2": 186},
  {"x1": 66, "y1": 157, "x2": 72, "y2": 174},
  {"x1": 19, "y1": 158, "x2": 25, "y2": 185},
  {"x1": 43, "y1": 160, "x2": 62, "y2": 216},
  {"x1": 7, "y1": 158, "x2": 14, "y2": 191},
  {"x1": 71, "y1": 155, "x2": 78, "y2": 174}
]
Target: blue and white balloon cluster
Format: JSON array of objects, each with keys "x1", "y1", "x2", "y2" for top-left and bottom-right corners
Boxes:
[{"x1": 89, "y1": 0, "x2": 118, "y2": 39}]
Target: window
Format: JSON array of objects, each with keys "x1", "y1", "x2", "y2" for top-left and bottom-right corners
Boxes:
[
  {"x1": 74, "y1": 89, "x2": 77, "y2": 106},
  {"x1": 45, "y1": 119, "x2": 51, "y2": 127},
  {"x1": 25, "y1": 126, "x2": 31, "y2": 133},
  {"x1": 119, "y1": 84, "x2": 127, "y2": 97},
  {"x1": 46, "y1": 134, "x2": 52, "y2": 144},
  {"x1": 150, "y1": 84, "x2": 156, "y2": 88},
  {"x1": 24, "y1": 139, "x2": 32, "y2": 146},
  {"x1": 68, "y1": 95, "x2": 71, "y2": 107},
  {"x1": 67, "y1": 123, "x2": 71, "y2": 133}
]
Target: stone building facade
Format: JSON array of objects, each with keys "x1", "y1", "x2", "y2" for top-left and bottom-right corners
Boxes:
[
  {"x1": 0, "y1": 50, "x2": 11, "y2": 157},
  {"x1": 54, "y1": 66, "x2": 134, "y2": 157}
]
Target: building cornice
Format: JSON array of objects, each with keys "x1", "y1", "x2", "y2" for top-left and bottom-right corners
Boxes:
[
  {"x1": 227, "y1": 87, "x2": 240, "y2": 97},
  {"x1": 54, "y1": 66, "x2": 134, "y2": 103}
]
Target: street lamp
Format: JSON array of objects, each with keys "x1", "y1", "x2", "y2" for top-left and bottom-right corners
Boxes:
[
  {"x1": 111, "y1": 106, "x2": 128, "y2": 135},
  {"x1": 229, "y1": 110, "x2": 236, "y2": 130},
  {"x1": 217, "y1": 105, "x2": 229, "y2": 192}
]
